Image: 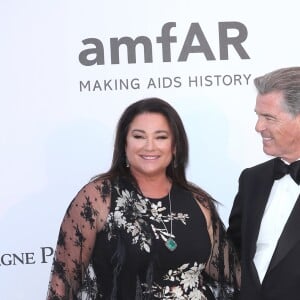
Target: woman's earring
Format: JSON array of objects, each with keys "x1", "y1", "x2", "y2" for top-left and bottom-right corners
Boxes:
[{"x1": 126, "y1": 157, "x2": 130, "y2": 168}]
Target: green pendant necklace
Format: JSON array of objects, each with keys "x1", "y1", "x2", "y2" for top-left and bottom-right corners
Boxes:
[{"x1": 164, "y1": 190, "x2": 177, "y2": 252}]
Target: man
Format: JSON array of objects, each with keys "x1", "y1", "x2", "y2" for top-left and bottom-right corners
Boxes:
[{"x1": 227, "y1": 66, "x2": 300, "y2": 300}]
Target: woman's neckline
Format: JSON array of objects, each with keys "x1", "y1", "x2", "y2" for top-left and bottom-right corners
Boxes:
[
  {"x1": 147, "y1": 194, "x2": 169, "y2": 201},
  {"x1": 140, "y1": 184, "x2": 174, "y2": 201},
  {"x1": 134, "y1": 176, "x2": 172, "y2": 199}
]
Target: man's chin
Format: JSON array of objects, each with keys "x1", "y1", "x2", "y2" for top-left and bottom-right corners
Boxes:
[{"x1": 262, "y1": 147, "x2": 276, "y2": 157}]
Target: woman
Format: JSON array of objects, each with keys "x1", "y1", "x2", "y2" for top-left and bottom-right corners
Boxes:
[{"x1": 47, "y1": 97, "x2": 240, "y2": 300}]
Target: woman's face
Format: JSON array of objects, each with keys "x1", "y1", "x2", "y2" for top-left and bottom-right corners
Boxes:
[{"x1": 125, "y1": 112, "x2": 174, "y2": 179}]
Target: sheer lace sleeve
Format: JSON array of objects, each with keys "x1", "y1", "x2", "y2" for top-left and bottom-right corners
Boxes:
[
  {"x1": 46, "y1": 179, "x2": 111, "y2": 300},
  {"x1": 192, "y1": 189, "x2": 241, "y2": 299},
  {"x1": 205, "y1": 218, "x2": 241, "y2": 299}
]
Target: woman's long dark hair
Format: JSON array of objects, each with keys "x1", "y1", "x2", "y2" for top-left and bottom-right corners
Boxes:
[
  {"x1": 103, "y1": 98, "x2": 187, "y2": 184},
  {"x1": 92, "y1": 98, "x2": 223, "y2": 299},
  {"x1": 94, "y1": 97, "x2": 217, "y2": 208}
]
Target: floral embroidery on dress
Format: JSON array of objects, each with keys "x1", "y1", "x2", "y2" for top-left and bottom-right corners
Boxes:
[
  {"x1": 148, "y1": 262, "x2": 207, "y2": 300},
  {"x1": 47, "y1": 178, "x2": 240, "y2": 300},
  {"x1": 150, "y1": 201, "x2": 189, "y2": 243},
  {"x1": 105, "y1": 186, "x2": 189, "y2": 253},
  {"x1": 105, "y1": 188, "x2": 152, "y2": 252}
]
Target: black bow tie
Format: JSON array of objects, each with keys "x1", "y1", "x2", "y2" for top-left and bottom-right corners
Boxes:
[{"x1": 273, "y1": 158, "x2": 300, "y2": 185}]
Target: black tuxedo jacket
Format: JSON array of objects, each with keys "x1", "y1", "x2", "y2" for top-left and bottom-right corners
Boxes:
[{"x1": 227, "y1": 158, "x2": 300, "y2": 300}]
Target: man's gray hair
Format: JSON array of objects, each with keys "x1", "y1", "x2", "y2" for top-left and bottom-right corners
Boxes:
[{"x1": 254, "y1": 67, "x2": 300, "y2": 116}]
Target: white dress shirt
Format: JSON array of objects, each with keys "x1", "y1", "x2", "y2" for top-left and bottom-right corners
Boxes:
[{"x1": 253, "y1": 170, "x2": 300, "y2": 283}]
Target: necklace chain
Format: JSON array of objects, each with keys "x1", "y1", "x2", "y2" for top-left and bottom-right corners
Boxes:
[
  {"x1": 163, "y1": 189, "x2": 177, "y2": 251},
  {"x1": 143, "y1": 185, "x2": 177, "y2": 251},
  {"x1": 168, "y1": 191, "x2": 173, "y2": 236}
]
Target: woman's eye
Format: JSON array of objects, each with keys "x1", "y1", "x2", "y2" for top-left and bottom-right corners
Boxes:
[
  {"x1": 157, "y1": 136, "x2": 168, "y2": 139},
  {"x1": 133, "y1": 135, "x2": 144, "y2": 139}
]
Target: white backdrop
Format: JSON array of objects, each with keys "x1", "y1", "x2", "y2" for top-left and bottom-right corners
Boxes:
[{"x1": 1, "y1": 1, "x2": 300, "y2": 299}]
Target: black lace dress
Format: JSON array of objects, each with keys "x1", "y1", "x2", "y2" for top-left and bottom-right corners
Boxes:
[{"x1": 47, "y1": 177, "x2": 240, "y2": 300}]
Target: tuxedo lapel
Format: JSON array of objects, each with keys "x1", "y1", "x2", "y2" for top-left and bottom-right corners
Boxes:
[
  {"x1": 247, "y1": 191, "x2": 269, "y2": 259},
  {"x1": 246, "y1": 163, "x2": 275, "y2": 260},
  {"x1": 240, "y1": 162, "x2": 275, "y2": 291},
  {"x1": 267, "y1": 193, "x2": 300, "y2": 273}
]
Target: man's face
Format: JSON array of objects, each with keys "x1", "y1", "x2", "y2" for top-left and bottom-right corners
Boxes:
[{"x1": 255, "y1": 90, "x2": 300, "y2": 163}]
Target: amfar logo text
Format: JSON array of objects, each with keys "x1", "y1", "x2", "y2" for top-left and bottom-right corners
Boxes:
[{"x1": 79, "y1": 21, "x2": 250, "y2": 66}]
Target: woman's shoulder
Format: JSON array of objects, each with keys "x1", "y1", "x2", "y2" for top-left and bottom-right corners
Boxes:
[
  {"x1": 70, "y1": 177, "x2": 112, "y2": 231},
  {"x1": 73, "y1": 176, "x2": 111, "y2": 197},
  {"x1": 69, "y1": 177, "x2": 112, "y2": 213}
]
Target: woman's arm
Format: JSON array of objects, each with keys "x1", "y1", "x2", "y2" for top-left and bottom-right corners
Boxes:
[{"x1": 46, "y1": 179, "x2": 111, "y2": 300}]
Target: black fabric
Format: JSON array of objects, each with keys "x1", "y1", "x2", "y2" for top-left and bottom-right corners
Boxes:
[
  {"x1": 228, "y1": 158, "x2": 300, "y2": 300},
  {"x1": 47, "y1": 177, "x2": 240, "y2": 299}
]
